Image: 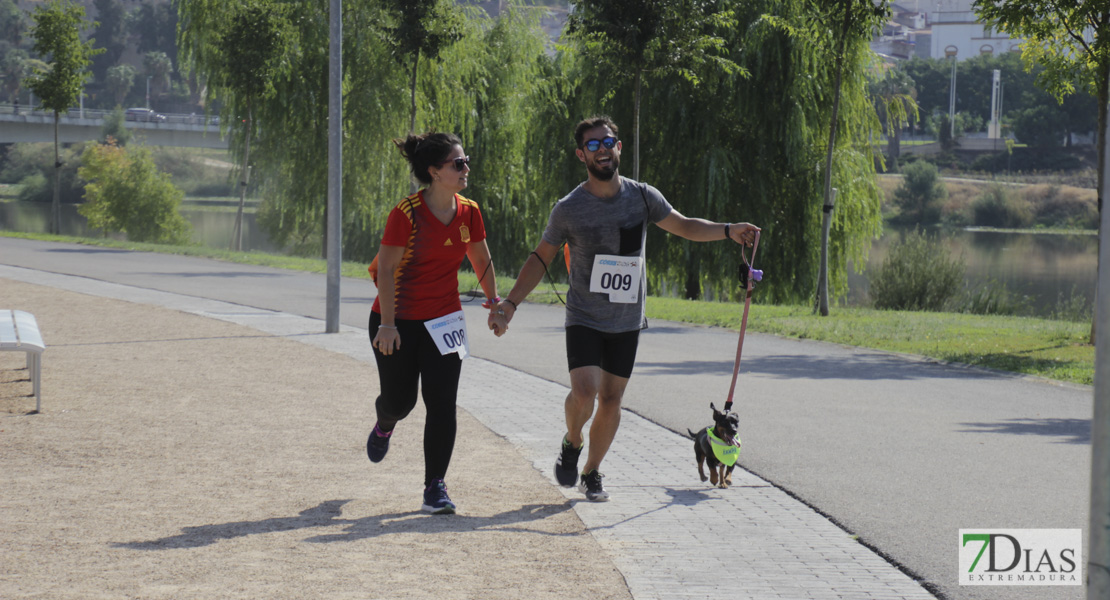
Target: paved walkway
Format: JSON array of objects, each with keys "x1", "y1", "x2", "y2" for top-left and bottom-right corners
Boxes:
[{"x1": 1, "y1": 265, "x2": 935, "y2": 599}]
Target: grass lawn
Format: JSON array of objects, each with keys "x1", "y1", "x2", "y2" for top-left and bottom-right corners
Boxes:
[{"x1": 0, "y1": 231, "x2": 1096, "y2": 386}]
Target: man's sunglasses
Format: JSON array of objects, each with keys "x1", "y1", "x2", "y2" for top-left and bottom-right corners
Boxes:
[
  {"x1": 436, "y1": 156, "x2": 471, "y2": 171},
  {"x1": 582, "y1": 136, "x2": 618, "y2": 152}
]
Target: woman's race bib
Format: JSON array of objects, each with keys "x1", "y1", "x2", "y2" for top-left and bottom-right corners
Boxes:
[
  {"x1": 589, "y1": 254, "x2": 641, "y2": 303},
  {"x1": 424, "y1": 310, "x2": 469, "y2": 359}
]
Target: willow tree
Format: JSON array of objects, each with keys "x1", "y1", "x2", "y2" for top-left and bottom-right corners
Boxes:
[
  {"x1": 566, "y1": 0, "x2": 738, "y2": 180},
  {"x1": 211, "y1": 0, "x2": 291, "y2": 251},
  {"x1": 178, "y1": 0, "x2": 558, "y2": 264},
  {"x1": 804, "y1": 0, "x2": 890, "y2": 315},
  {"x1": 428, "y1": 4, "x2": 561, "y2": 265},
  {"x1": 25, "y1": 0, "x2": 101, "y2": 235},
  {"x1": 380, "y1": 0, "x2": 463, "y2": 135},
  {"x1": 868, "y1": 66, "x2": 917, "y2": 172},
  {"x1": 607, "y1": 0, "x2": 885, "y2": 304}
]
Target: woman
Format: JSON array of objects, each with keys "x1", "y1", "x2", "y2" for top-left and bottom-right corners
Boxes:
[{"x1": 367, "y1": 131, "x2": 499, "y2": 514}]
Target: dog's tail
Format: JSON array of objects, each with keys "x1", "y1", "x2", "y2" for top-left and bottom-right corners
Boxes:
[{"x1": 687, "y1": 429, "x2": 699, "y2": 440}]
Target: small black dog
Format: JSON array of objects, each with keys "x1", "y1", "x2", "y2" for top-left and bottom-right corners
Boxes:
[{"x1": 687, "y1": 402, "x2": 741, "y2": 488}]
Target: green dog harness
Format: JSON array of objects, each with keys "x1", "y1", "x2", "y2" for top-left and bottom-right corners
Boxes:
[{"x1": 707, "y1": 427, "x2": 741, "y2": 467}]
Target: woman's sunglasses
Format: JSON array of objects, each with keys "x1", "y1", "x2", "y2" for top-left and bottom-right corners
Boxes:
[
  {"x1": 582, "y1": 136, "x2": 618, "y2": 152},
  {"x1": 436, "y1": 156, "x2": 471, "y2": 172}
]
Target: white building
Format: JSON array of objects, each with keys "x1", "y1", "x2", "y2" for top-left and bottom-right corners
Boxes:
[
  {"x1": 929, "y1": 0, "x2": 1021, "y2": 61},
  {"x1": 871, "y1": 0, "x2": 1023, "y2": 62}
]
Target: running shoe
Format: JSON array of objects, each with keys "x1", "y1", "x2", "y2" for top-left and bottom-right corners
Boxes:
[
  {"x1": 421, "y1": 479, "x2": 456, "y2": 514},
  {"x1": 554, "y1": 436, "x2": 582, "y2": 487},
  {"x1": 366, "y1": 424, "x2": 391, "y2": 463},
  {"x1": 578, "y1": 469, "x2": 609, "y2": 502}
]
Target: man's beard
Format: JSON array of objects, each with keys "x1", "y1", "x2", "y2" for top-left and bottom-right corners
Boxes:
[{"x1": 587, "y1": 155, "x2": 619, "y2": 181}]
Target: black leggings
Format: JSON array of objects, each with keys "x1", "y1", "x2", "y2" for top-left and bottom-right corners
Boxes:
[{"x1": 369, "y1": 311, "x2": 463, "y2": 486}]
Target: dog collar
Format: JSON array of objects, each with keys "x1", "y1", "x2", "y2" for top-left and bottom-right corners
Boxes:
[{"x1": 707, "y1": 427, "x2": 740, "y2": 467}]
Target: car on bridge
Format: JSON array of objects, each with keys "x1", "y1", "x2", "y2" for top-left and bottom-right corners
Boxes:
[{"x1": 125, "y1": 108, "x2": 166, "y2": 123}]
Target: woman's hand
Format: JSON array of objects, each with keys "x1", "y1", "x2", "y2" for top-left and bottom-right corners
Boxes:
[
  {"x1": 373, "y1": 327, "x2": 401, "y2": 355},
  {"x1": 488, "y1": 299, "x2": 513, "y2": 337},
  {"x1": 488, "y1": 311, "x2": 508, "y2": 337}
]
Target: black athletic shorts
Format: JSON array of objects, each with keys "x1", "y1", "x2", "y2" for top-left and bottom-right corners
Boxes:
[{"x1": 565, "y1": 325, "x2": 640, "y2": 379}]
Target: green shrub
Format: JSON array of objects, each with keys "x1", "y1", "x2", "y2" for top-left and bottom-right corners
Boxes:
[
  {"x1": 971, "y1": 184, "x2": 1032, "y2": 228},
  {"x1": 1026, "y1": 185, "x2": 1098, "y2": 229},
  {"x1": 893, "y1": 160, "x2": 947, "y2": 224},
  {"x1": 78, "y1": 140, "x2": 193, "y2": 245},
  {"x1": 968, "y1": 148, "x2": 1083, "y2": 173},
  {"x1": 2, "y1": 143, "x2": 86, "y2": 202},
  {"x1": 957, "y1": 280, "x2": 1031, "y2": 316},
  {"x1": 151, "y1": 148, "x2": 234, "y2": 196},
  {"x1": 101, "y1": 107, "x2": 131, "y2": 146},
  {"x1": 1051, "y1": 286, "x2": 1093, "y2": 322},
  {"x1": 1013, "y1": 106, "x2": 1066, "y2": 148},
  {"x1": 16, "y1": 173, "x2": 48, "y2": 202},
  {"x1": 869, "y1": 229, "x2": 965, "y2": 311},
  {"x1": 0, "y1": 144, "x2": 45, "y2": 184}
]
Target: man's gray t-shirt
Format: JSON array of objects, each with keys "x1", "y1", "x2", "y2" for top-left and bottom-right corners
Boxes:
[{"x1": 542, "y1": 177, "x2": 673, "y2": 333}]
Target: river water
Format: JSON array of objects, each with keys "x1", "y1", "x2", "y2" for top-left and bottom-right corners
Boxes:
[
  {"x1": 847, "y1": 226, "x2": 1098, "y2": 317},
  {"x1": 1, "y1": 201, "x2": 1098, "y2": 319},
  {"x1": 0, "y1": 201, "x2": 279, "y2": 254}
]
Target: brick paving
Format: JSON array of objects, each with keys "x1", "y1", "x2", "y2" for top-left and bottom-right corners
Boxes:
[{"x1": 2, "y1": 264, "x2": 936, "y2": 600}]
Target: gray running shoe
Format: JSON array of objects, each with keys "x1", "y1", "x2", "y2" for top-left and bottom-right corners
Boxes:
[{"x1": 578, "y1": 469, "x2": 610, "y2": 502}]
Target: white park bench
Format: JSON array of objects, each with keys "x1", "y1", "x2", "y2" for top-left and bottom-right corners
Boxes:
[{"x1": 0, "y1": 310, "x2": 45, "y2": 412}]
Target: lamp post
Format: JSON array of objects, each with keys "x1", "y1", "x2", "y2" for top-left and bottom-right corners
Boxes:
[
  {"x1": 948, "y1": 56, "x2": 957, "y2": 140},
  {"x1": 146, "y1": 76, "x2": 151, "y2": 109},
  {"x1": 326, "y1": 0, "x2": 342, "y2": 333}
]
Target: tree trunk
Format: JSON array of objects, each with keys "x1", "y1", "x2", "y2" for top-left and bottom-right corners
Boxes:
[
  {"x1": 408, "y1": 51, "x2": 419, "y2": 134},
  {"x1": 888, "y1": 118, "x2": 901, "y2": 172},
  {"x1": 633, "y1": 68, "x2": 642, "y2": 181},
  {"x1": 52, "y1": 110, "x2": 60, "y2": 236},
  {"x1": 232, "y1": 103, "x2": 252, "y2": 252},
  {"x1": 816, "y1": 1, "x2": 853, "y2": 316},
  {"x1": 408, "y1": 50, "x2": 420, "y2": 194},
  {"x1": 684, "y1": 243, "x2": 699, "y2": 300}
]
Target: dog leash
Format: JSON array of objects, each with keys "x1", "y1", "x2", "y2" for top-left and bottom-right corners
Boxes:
[{"x1": 723, "y1": 231, "x2": 761, "y2": 413}]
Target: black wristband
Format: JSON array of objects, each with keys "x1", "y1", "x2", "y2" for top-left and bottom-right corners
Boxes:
[
  {"x1": 724, "y1": 223, "x2": 731, "y2": 240},
  {"x1": 504, "y1": 298, "x2": 518, "y2": 310}
]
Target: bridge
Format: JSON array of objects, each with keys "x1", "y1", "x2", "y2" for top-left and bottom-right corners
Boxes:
[{"x1": 0, "y1": 104, "x2": 229, "y2": 149}]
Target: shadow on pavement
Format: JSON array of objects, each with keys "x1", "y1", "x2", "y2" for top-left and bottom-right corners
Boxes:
[
  {"x1": 113, "y1": 500, "x2": 578, "y2": 549},
  {"x1": 958, "y1": 417, "x2": 1090, "y2": 445}
]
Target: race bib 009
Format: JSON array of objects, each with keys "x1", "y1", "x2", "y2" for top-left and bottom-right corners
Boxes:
[{"x1": 589, "y1": 254, "x2": 641, "y2": 303}]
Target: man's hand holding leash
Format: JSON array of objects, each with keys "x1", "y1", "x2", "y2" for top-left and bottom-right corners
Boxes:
[{"x1": 725, "y1": 222, "x2": 760, "y2": 246}]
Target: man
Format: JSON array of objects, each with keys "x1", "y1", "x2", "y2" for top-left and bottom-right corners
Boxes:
[{"x1": 490, "y1": 116, "x2": 759, "y2": 502}]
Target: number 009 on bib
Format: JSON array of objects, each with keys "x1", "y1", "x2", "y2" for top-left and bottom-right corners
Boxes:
[{"x1": 589, "y1": 254, "x2": 641, "y2": 304}]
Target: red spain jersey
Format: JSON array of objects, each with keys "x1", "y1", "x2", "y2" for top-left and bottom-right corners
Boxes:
[{"x1": 370, "y1": 191, "x2": 487, "y2": 320}]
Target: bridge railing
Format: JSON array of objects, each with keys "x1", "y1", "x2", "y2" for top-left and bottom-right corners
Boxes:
[{"x1": 0, "y1": 103, "x2": 223, "y2": 127}]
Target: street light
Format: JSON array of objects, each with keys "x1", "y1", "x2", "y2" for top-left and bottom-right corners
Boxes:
[
  {"x1": 146, "y1": 76, "x2": 152, "y2": 109},
  {"x1": 948, "y1": 56, "x2": 957, "y2": 140}
]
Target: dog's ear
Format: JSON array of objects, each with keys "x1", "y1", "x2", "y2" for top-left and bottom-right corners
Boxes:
[{"x1": 710, "y1": 402, "x2": 717, "y2": 411}]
